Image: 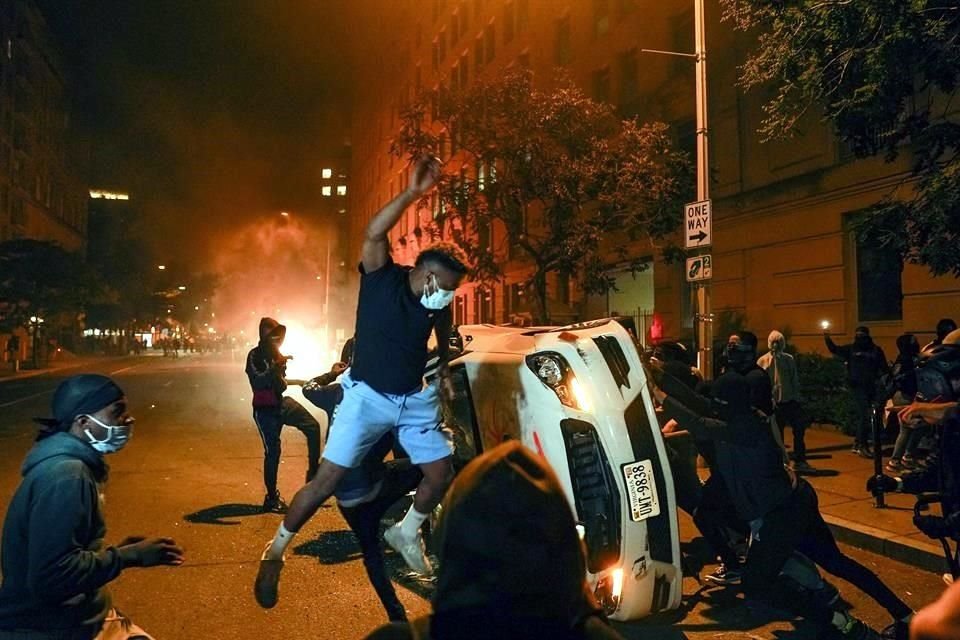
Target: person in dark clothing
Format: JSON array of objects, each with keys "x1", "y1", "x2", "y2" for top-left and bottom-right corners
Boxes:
[
  {"x1": 300, "y1": 370, "x2": 424, "y2": 622},
  {"x1": 825, "y1": 325, "x2": 890, "y2": 457},
  {"x1": 887, "y1": 334, "x2": 924, "y2": 471},
  {"x1": 0, "y1": 375, "x2": 184, "y2": 640},
  {"x1": 725, "y1": 332, "x2": 774, "y2": 416},
  {"x1": 245, "y1": 317, "x2": 326, "y2": 513},
  {"x1": 364, "y1": 442, "x2": 626, "y2": 640},
  {"x1": 653, "y1": 371, "x2": 912, "y2": 639},
  {"x1": 923, "y1": 319, "x2": 957, "y2": 352}
]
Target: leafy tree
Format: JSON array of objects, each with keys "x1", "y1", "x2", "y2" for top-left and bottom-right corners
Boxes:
[
  {"x1": 0, "y1": 240, "x2": 105, "y2": 360},
  {"x1": 394, "y1": 69, "x2": 692, "y2": 323},
  {"x1": 722, "y1": 0, "x2": 960, "y2": 275}
]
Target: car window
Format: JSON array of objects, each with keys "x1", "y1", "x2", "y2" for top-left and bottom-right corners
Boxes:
[{"x1": 443, "y1": 364, "x2": 482, "y2": 466}]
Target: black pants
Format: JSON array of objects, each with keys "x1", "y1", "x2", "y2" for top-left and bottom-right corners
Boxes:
[
  {"x1": 852, "y1": 386, "x2": 874, "y2": 448},
  {"x1": 338, "y1": 461, "x2": 423, "y2": 622},
  {"x1": 694, "y1": 474, "x2": 748, "y2": 569},
  {"x1": 743, "y1": 480, "x2": 911, "y2": 624},
  {"x1": 253, "y1": 396, "x2": 321, "y2": 495},
  {"x1": 775, "y1": 400, "x2": 809, "y2": 461}
]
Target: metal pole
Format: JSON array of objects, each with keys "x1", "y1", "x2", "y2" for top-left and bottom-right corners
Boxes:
[
  {"x1": 694, "y1": 0, "x2": 713, "y2": 380},
  {"x1": 324, "y1": 238, "x2": 332, "y2": 317}
]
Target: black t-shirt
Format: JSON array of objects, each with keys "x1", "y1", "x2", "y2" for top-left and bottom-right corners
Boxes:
[{"x1": 351, "y1": 258, "x2": 447, "y2": 395}]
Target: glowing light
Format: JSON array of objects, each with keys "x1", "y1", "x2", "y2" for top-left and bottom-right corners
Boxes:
[
  {"x1": 178, "y1": 285, "x2": 187, "y2": 290},
  {"x1": 322, "y1": 186, "x2": 332, "y2": 197},
  {"x1": 157, "y1": 265, "x2": 166, "y2": 270},
  {"x1": 322, "y1": 168, "x2": 333, "y2": 179},
  {"x1": 280, "y1": 211, "x2": 289, "y2": 217},
  {"x1": 611, "y1": 568, "x2": 624, "y2": 603},
  {"x1": 280, "y1": 321, "x2": 338, "y2": 380},
  {"x1": 89, "y1": 189, "x2": 129, "y2": 200},
  {"x1": 570, "y1": 377, "x2": 592, "y2": 412},
  {"x1": 194, "y1": 306, "x2": 200, "y2": 310},
  {"x1": 337, "y1": 185, "x2": 347, "y2": 196},
  {"x1": 820, "y1": 320, "x2": 831, "y2": 330}
]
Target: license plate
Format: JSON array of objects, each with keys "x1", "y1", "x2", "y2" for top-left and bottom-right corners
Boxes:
[{"x1": 622, "y1": 459, "x2": 661, "y2": 522}]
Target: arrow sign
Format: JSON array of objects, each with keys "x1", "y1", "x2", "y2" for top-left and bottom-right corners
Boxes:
[{"x1": 684, "y1": 199, "x2": 712, "y2": 249}]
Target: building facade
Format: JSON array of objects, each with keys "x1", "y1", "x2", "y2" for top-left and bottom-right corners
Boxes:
[
  {"x1": 346, "y1": 0, "x2": 960, "y2": 355},
  {"x1": 0, "y1": 0, "x2": 87, "y2": 251}
]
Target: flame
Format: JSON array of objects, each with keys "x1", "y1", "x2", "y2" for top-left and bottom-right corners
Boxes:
[{"x1": 280, "y1": 321, "x2": 338, "y2": 380}]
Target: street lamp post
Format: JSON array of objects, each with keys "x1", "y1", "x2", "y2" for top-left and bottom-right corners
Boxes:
[{"x1": 643, "y1": 0, "x2": 713, "y2": 378}]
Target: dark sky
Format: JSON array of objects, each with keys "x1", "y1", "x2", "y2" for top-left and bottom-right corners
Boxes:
[{"x1": 39, "y1": 1, "x2": 353, "y2": 269}]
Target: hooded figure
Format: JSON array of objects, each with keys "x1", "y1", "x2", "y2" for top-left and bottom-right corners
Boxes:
[
  {"x1": 246, "y1": 317, "x2": 289, "y2": 407},
  {"x1": 825, "y1": 325, "x2": 890, "y2": 455},
  {"x1": 366, "y1": 442, "x2": 623, "y2": 640}
]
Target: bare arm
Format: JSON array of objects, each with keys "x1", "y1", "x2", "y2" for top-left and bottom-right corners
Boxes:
[
  {"x1": 911, "y1": 580, "x2": 960, "y2": 640},
  {"x1": 361, "y1": 156, "x2": 440, "y2": 273}
]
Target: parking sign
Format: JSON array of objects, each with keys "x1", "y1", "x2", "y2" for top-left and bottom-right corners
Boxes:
[{"x1": 686, "y1": 255, "x2": 712, "y2": 282}]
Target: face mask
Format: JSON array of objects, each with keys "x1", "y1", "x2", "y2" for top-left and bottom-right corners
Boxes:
[
  {"x1": 420, "y1": 274, "x2": 456, "y2": 310},
  {"x1": 725, "y1": 343, "x2": 755, "y2": 372},
  {"x1": 83, "y1": 414, "x2": 132, "y2": 454}
]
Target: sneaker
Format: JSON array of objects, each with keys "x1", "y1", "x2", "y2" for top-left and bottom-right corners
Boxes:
[
  {"x1": 851, "y1": 444, "x2": 863, "y2": 456},
  {"x1": 810, "y1": 581, "x2": 841, "y2": 609},
  {"x1": 254, "y1": 543, "x2": 284, "y2": 608},
  {"x1": 384, "y1": 523, "x2": 433, "y2": 575},
  {"x1": 793, "y1": 460, "x2": 815, "y2": 474},
  {"x1": 858, "y1": 446, "x2": 875, "y2": 459},
  {"x1": 886, "y1": 459, "x2": 904, "y2": 472},
  {"x1": 838, "y1": 615, "x2": 881, "y2": 639},
  {"x1": 262, "y1": 493, "x2": 288, "y2": 514},
  {"x1": 704, "y1": 563, "x2": 742, "y2": 586}
]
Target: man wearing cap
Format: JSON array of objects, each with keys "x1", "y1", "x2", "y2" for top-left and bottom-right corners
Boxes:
[{"x1": 0, "y1": 374, "x2": 184, "y2": 640}]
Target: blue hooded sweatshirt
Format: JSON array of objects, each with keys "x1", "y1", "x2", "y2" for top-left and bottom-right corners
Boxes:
[{"x1": 0, "y1": 432, "x2": 123, "y2": 634}]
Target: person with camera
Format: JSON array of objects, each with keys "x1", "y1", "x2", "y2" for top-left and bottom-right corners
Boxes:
[{"x1": 245, "y1": 317, "x2": 326, "y2": 513}]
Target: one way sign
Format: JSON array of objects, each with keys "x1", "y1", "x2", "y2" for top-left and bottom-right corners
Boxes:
[{"x1": 684, "y1": 199, "x2": 712, "y2": 249}]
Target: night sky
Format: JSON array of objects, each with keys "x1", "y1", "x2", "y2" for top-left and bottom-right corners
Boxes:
[{"x1": 39, "y1": 1, "x2": 353, "y2": 268}]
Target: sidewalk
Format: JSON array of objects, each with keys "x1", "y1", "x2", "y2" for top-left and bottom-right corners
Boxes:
[
  {"x1": 797, "y1": 427, "x2": 948, "y2": 575},
  {"x1": 0, "y1": 354, "x2": 118, "y2": 382}
]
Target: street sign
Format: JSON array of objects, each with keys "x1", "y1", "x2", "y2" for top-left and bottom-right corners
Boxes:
[
  {"x1": 684, "y1": 199, "x2": 712, "y2": 249},
  {"x1": 686, "y1": 254, "x2": 712, "y2": 282}
]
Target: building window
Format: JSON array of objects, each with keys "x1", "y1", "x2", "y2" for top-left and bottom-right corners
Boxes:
[
  {"x1": 618, "y1": 48, "x2": 639, "y2": 106},
  {"x1": 856, "y1": 234, "x2": 903, "y2": 322},
  {"x1": 592, "y1": 67, "x2": 611, "y2": 104},
  {"x1": 504, "y1": 1, "x2": 515, "y2": 43},
  {"x1": 507, "y1": 283, "x2": 527, "y2": 317},
  {"x1": 337, "y1": 185, "x2": 347, "y2": 196},
  {"x1": 322, "y1": 186, "x2": 332, "y2": 197},
  {"x1": 455, "y1": 294, "x2": 467, "y2": 325},
  {"x1": 474, "y1": 286, "x2": 496, "y2": 323},
  {"x1": 555, "y1": 15, "x2": 572, "y2": 65},
  {"x1": 484, "y1": 22, "x2": 496, "y2": 62},
  {"x1": 322, "y1": 168, "x2": 332, "y2": 179},
  {"x1": 593, "y1": 0, "x2": 610, "y2": 38}
]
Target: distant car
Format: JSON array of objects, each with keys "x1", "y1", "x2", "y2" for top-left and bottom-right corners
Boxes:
[{"x1": 434, "y1": 318, "x2": 682, "y2": 621}]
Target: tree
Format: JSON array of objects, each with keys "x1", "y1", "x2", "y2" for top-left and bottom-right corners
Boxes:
[
  {"x1": 722, "y1": 0, "x2": 960, "y2": 276},
  {"x1": 394, "y1": 69, "x2": 692, "y2": 323},
  {"x1": 0, "y1": 240, "x2": 105, "y2": 361}
]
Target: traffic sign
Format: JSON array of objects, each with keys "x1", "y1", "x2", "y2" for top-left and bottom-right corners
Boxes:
[
  {"x1": 684, "y1": 199, "x2": 712, "y2": 249},
  {"x1": 686, "y1": 254, "x2": 712, "y2": 282}
]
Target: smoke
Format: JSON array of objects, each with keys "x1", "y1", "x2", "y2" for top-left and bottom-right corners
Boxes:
[{"x1": 211, "y1": 215, "x2": 355, "y2": 379}]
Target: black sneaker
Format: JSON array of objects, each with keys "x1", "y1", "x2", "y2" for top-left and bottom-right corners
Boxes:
[
  {"x1": 704, "y1": 563, "x2": 742, "y2": 586},
  {"x1": 880, "y1": 618, "x2": 910, "y2": 640},
  {"x1": 838, "y1": 615, "x2": 880, "y2": 639},
  {"x1": 262, "y1": 493, "x2": 288, "y2": 514},
  {"x1": 851, "y1": 444, "x2": 863, "y2": 456},
  {"x1": 793, "y1": 460, "x2": 815, "y2": 474},
  {"x1": 858, "y1": 446, "x2": 875, "y2": 459}
]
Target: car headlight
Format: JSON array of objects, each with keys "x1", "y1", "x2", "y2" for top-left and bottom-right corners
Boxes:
[
  {"x1": 594, "y1": 568, "x2": 623, "y2": 615},
  {"x1": 525, "y1": 352, "x2": 589, "y2": 411}
]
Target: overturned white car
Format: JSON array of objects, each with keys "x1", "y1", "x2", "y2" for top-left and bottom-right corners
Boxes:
[{"x1": 438, "y1": 319, "x2": 682, "y2": 621}]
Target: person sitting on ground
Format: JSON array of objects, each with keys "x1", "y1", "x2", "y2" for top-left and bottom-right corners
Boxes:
[
  {"x1": 0, "y1": 374, "x2": 184, "y2": 640},
  {"x1": 365, "y1": 441, "x2": 625, "y2": 640}
]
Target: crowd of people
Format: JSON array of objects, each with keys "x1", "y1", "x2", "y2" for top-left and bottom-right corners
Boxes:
[{"x1": 0, "y1": 155, "x2": 958, "y2": 640}]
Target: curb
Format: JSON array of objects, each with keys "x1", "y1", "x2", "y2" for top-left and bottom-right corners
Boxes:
[{"x1": 823, "y1": 513, "x2": 948, "y2": 575}]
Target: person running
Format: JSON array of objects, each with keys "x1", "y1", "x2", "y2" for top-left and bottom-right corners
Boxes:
[
  {"x1": 0, "y1": 375, "x2": 184, "y2": 640},
  {"x1": 255, "y1": 155, "x2": 468, "y2": 608},
  {"x1": 245, "y1": 317, "x2": 324, "y2": 513}
]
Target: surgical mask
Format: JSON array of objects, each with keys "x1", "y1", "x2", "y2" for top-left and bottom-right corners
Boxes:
[
  {"x1": 83, "y1": 414, "x2": 132, "y2": 454},
  {"x1": 420, "y1": 274, "x2": 456, "y2": 310}
]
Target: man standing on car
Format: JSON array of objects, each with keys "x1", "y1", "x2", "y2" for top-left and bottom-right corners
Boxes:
[
  {"x1": 255, "y1": 155, "x2": 468, "y2": 608},
  {"x1": 0, "y1": 374, "x2": 184, "y2": 639},
  {"x1": 245, "y1": 317, "x2": 325, "y2": 513}
]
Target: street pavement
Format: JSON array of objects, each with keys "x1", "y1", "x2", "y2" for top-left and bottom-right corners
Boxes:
[{"x1": 0, "y1": 354, "x2": 949, "y2": 639}]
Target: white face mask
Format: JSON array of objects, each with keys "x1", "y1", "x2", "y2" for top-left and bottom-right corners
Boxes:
[
  {"x1": 83, "y1": 414, "x2": 132, "y2": 454},
  {"x1": 420, "y1": 273, "x2": 456, "y2": 310}
]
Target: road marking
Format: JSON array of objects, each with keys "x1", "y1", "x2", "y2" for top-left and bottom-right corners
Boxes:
[
  {"x1": 0, "y1": 388, "x2": 54, "y2": 408},
  {"x1": 163, "y1": 380, "x2": 173, "y2": 387},
  {"x1": 110, "y1": 364, "x2": 140, "y2": 375}
]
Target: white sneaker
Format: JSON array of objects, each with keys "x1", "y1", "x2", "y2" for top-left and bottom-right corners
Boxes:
[{"x1": 384, "y1": 523, "x2": 433, "y2": 575}]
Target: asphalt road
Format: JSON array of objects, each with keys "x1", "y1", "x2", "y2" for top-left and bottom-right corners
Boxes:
[{"x1": 0, "y1": 354, "x2": 949, "y2": 639}]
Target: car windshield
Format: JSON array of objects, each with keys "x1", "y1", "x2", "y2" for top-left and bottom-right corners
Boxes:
[{"x1": 443, "y1": 364, "x2": 482, "y2": 466}]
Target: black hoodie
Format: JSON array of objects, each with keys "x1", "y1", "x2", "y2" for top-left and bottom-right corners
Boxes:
[
  {"x1": 245, "y1": 317, "x2": 288, "y2": 407},
  {"x1": 0, "y1": 433, "x2": 123, "y2": 634}
]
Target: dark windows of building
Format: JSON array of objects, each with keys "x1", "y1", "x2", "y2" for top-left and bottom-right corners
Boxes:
[
  {"x1": 475, "y1": 35, "x2": 485, "y2": 71},
  {"x1": 484, "y1": 22, "x2": 496, "y2": 62},
  {"x1": 507, "y1": 283, "x2": 528, "y2": 318},
  {"x1": 454, "y1": 294, "x2": 467, "y2": 325},
  {"x1": 474, "y1": 286, "x2": 496, "y2": 323},
  {"x1": 593, "y1": 0, "x2": 610, "y2": 39},
  {"x1": 855, "y1": 233, "x2": 903, "y2": 322},
  {"x1": 618, "y1": 48, "x2": 639, "y2": 106},
  {"x1": 555, "y1": 15, "x2": 572, "y2": 65},
  {"x1": 592, "y1": 66, "x2": 611, "y2": 104},
  {"x1": 504, "y1": 1, "x2": 515, "y2": 43}
]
